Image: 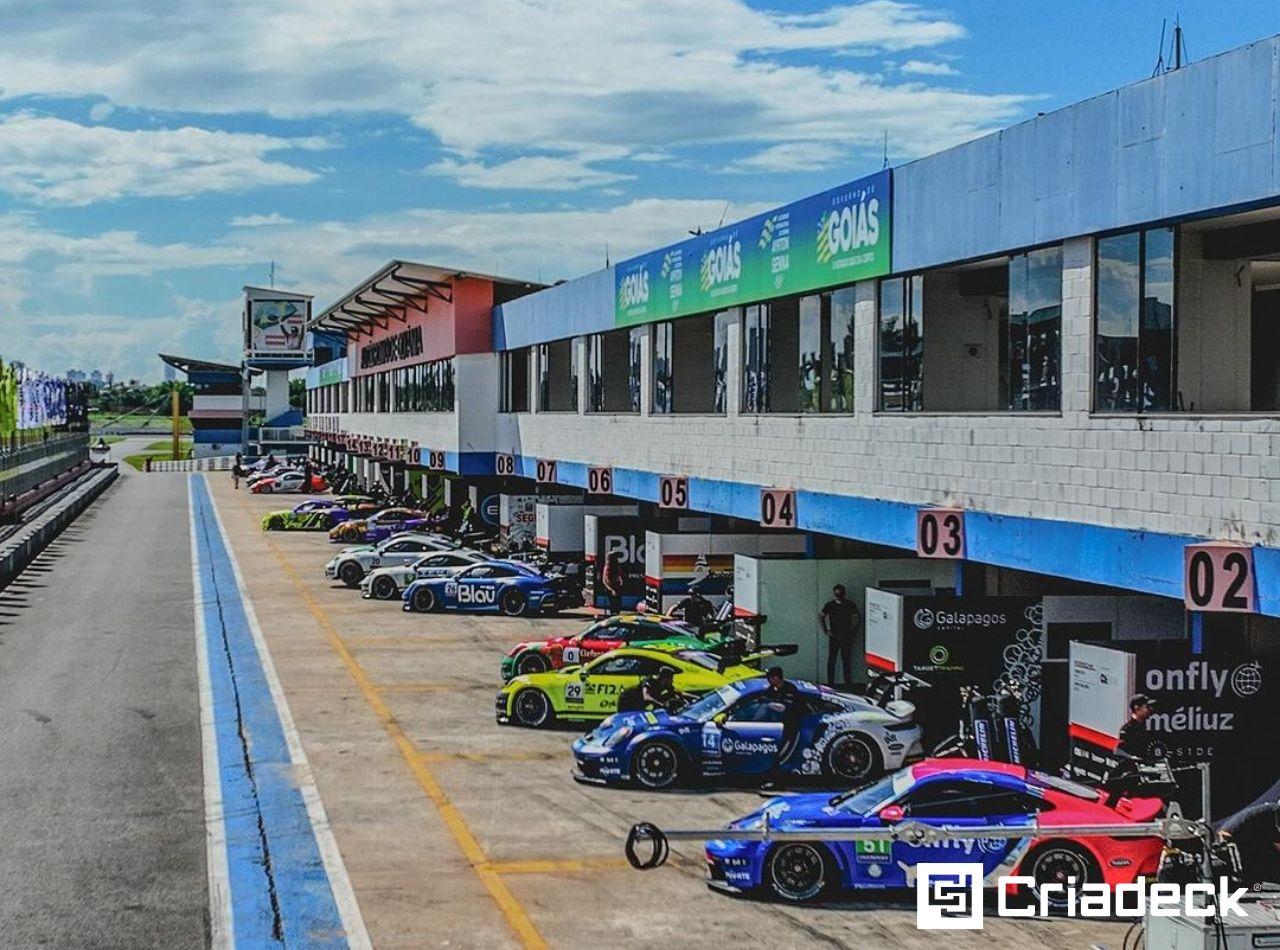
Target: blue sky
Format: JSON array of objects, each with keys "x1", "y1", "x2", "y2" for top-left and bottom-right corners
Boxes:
[{"x1": 0, "y1": 0, "x2": 1275, "y2": 380}]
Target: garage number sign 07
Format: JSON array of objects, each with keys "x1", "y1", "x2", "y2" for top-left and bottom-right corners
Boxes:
[
  {"x1": 759, "y1": 489, "x2": 796, "y2": 529},
  {"x1": 536, "y1": 459, "x2": 558, "y2": 484},
  {"x1": 917, "y1": 508, "x2": 965, "y2": 559},
  {"x1": 1184, "y1": 543, "x2": 1256, "y2": 613},
  {"x1": 658, "y1": 475, "x2": 689, "y2": 510},
  {"x1": 587, "y1": 466, "x2": 613, "y2": 495}
]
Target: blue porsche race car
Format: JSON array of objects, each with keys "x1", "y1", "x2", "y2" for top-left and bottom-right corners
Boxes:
[
  {"x1": 401, "y1": 559, "x2": 584, "y2": 616},
  {"x1": 572, "y1": 678, "x2": 922, "y2": 790}
]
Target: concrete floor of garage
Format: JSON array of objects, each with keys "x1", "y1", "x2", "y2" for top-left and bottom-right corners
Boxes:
[{"x1": 212, "y1": 474, "x2": 1130, "y2": 949}]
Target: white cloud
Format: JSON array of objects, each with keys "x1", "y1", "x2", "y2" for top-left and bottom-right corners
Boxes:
[
  {"x1": 87, "y1": 101, "x2": 114, "y2": 121},
  {"x1": 731, "y1": 141, "x2": 851, "y2": 173},
  {"x1": 426, "y1": 155, "x2": 633, "y2": 191},
  {"x1": 0, "y1": 113, "x2": 326, "y2": 205},
  {"x1": 229, "y1": 212, "x2": 296, "y2": 227},
  {"x1": 898, "y1": 59, "x2": 959, "y2": 76}
]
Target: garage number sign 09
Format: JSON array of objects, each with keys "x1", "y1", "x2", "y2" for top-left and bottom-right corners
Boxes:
[
  {"x1": 587, "y1": 466, "x2": 613, "y2": 495},
  {"x1": 658, "y1": 475, "x2": 689, "y2": 510},
  {"x1": 916, "y1": 508, "x2": 965, "y2": 559},
  {"x1": 1184, "y1": 543, "x2": 1256, "y2": 613},
  {"x1": 426, "y1": 450, "x2": 447, "y2": 471},
  {"x1": 759, "y1": 489, "x2": 796, "y2": 529}
]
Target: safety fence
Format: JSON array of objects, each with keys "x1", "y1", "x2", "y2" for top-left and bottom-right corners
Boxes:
[
  {"x1": 0, "y1": 466, "x2": 117, "y2": 589},
  {"x1": 147, "y1": 456, "x2": 237, "y2": 473},
  {"x1": 0, "y1": 434, "x2": 89, "y2": 498}
]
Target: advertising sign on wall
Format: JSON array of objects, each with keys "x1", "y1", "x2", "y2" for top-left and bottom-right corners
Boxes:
[
  {"x1": 499, "y1": 494, "x2": 537, "y2": 546},
  {"x1": 247, "y1": 298, "x2": 309, "y2": 356},
  {"x1": 17, "y1": 369, "x2": 67, "y2": 429},
  {"x1": 0, "y1": 363, "x2": 17, "y2": 438},
  {"x1": 584, "y1": 515, "x2": 649, "y2": 609},
  {"x1": 1067, "y1": 643, "x2": 1135, "y2": 784},
  {"x1": 614, "y1": 168, "x2": 891, "y2": 326}
]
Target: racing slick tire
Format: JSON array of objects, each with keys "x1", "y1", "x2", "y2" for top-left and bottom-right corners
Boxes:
[
  {"x1": 631, "y1": 740, "x2": 683, "y2": 790},
  {"x1": 499, "y1": 588, "x2": 529, "y2": 617},
  {"x1": 411, "y1": 586, "x2": 437, "y2": 612},
  {"x1": 511, "y1": 688, "x2": 554, "y2": 728},
  {"x1": 1024, "y1": 842, "x2": 1099, "y2": 912},
  {"x1": 259, "y1": 483, "x2": 273, "y2": 493},
  {"x1": 765, "y1": 842, "x2": 834, "y2": 903},
  {"x1": 339, "y1": 561, "x2": 364, "y2": 588},
  {"x1": 265, "y1": 515, "x2": 284, "y2": 531},
  {"x1": 514, "y1": 652, "x2": 549, "y2": 675},
  {"x1": 371, "y1": 575, "x2": 398, "y2": 600},
  {"x1": 822, "y1": 733, "x2": 882, "y2": 784}
]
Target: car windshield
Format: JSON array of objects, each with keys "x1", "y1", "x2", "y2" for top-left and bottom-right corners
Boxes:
[
  {"x1": 680, "y1": 686, "x2": 741, "y2": 721},
  {"x1": 672, "y1": 650, "x2": 721, "y2": 671},
  {"x1": 829, "y1": 775, "x2": 896, "y2": 813}
]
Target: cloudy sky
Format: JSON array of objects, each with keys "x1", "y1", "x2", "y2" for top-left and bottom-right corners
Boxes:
[{"x1": 0, "y1": 0, "x2": 1274, "y2": 380}]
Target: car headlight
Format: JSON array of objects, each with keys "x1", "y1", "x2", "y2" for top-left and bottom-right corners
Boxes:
[
  {"x1": 733, "y1": 814, "x2": 765, "y2": 831},
  {"x1": 604, "y1": 726, "x2": 633, "y2": 748}
]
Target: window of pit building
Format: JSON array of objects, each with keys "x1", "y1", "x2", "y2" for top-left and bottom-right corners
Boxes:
[
  {"x1": 652, "y1": 310, "x2": 734, "y2": 415},
  {"x1": 586, "y1": 327, "x2": 643, "y2": 413},
  {"x1": 1094, "y1": 228, "x2": 1175, "y2": 412},
  {"x1": 499, "y1": 347, "x2": 531, "y2": 413},
  {"x1": 393, "y1": 360, "x2": 455, "y2": 412},
  {"x1": 877, "y1": 275, "x2": 924, "y2": 411},
  {"x1": 741, "y1": 288, "x2": 856, "y2": 413},
  {"x1": 536, "y1": 338, "x2": 578, "y2": 412}
]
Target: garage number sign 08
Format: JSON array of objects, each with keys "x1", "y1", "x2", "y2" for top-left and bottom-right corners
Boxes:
[
  {"x1": 759, "y1": 488, "x2": 796, "y2": 529},
  {"x1": 1184, "y1": 543, "x2": 1256, "y2": 613},
  {"x1": 916, "y1": 508, "x2": 965, "y2": 559},
  {"x1": 658, "y1": 475, "x2": 689, "y2": 509},
  {"x1": 587, "y1": 466, "x2": 613, "y2": 495},
  {"x1": 495, "y1": 453, "x2": 516, "y2": 477}
]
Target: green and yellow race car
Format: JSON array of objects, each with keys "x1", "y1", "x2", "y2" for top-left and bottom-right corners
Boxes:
[
  {"x1": 261, "y1": 496, "x2": 378, "y2": 531},
  {"x1": 495, "y1": 646, "x2": 771, "y2": 728}
]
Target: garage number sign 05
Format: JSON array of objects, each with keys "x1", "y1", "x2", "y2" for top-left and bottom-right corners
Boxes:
[
  {"x1": 536, "y1": 459, "x2": 558, "y2": 484},
  {"x1": 495, "y1": 453, "x2": 516, "y2": 476},
  {"x1": 658, "y1": 475, "x2": 689, "y2": 510},
  {"x1": 917, "y1": 508, "x2": 966, "y2": 559},
  {"x1": 1184, "y1": 543, "x2": 1256, "y2": 613},
  {"x1": 587, "y1": 466, "x2": 613, "y2": 495},
  {"x1": 759, "y1": 488, "x2": 796, "y2": 529}
]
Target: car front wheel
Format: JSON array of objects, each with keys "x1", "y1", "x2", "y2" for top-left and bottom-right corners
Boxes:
[
  {"x1": 339, "y1": 561, "x2": 364, "y2": 588},
  {"x1": 1026, "y1": 843, "x2": 1097, "y2": 912},
  {"x1": 411, "y1": 586, "x2": 437, "y2": 612},
  {"x1": 511, "y1": 688, "x2": 553, "y2": 728},
  {"x1": 515, "y1": 652, "x2": 549, "y2": 675},
  {"x1": 500, "y1": 588, "x2": 528, "y2": 617},
  {"x1": 766, "y1": 843, "x2": 832, "y2": 902},
  {"x1": 372, "y1": 575, "x2": 397, "y2": 600},
  {"x1": 631, "y1": 740, "x2": 681, "y2": 790}
]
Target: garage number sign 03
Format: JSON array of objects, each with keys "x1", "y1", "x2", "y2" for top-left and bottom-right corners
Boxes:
[
  {"x1": 759, "y1": 488, "x2": 796, "y2": 529},
  {"x1": 917, "y1": 508, "x2": 966, "y2": 559},
  {"x1": 536, "y1": 459, "x2": 558, "y2": 484},
  {"x1": 658, "y1": 475, "x2": 689, "y2": 510},
  {"x1": 587, "y1": 466, "x2": 613, "y2": 495},
  {"x1": 1184, "y1": 543, "x2": 1256, "y2": 613},
  {"x1": 495, "y1": 453, "x2": 516, "y2": 477}
]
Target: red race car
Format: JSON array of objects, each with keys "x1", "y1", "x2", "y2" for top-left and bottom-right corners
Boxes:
[{"x1": 249, "y1": 470, "x2": 328, "y2": 494}]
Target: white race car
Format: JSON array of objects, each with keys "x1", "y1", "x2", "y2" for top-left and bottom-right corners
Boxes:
[
  {"x1": 360, "y1": 549, "x2": 490, "y2": 600},
  {"x1": 325, "y1": 533, "x2": 461, "y2": 588}
]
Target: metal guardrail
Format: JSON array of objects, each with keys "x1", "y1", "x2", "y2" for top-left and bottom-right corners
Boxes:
[
  {"x1": 148, "y1": 456, "x2": 237, "y2": 473},
  {"x1": 0, "y1": 466, "x2": 117, "y2": 589},
  {"x1": 0, "y1": 435, "x2": 90, "y2": 498}
]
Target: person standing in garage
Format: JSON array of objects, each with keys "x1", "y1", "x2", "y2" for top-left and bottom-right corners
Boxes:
[{"x1": 819, "y1": 584, "x2": 862, "y2": 688}]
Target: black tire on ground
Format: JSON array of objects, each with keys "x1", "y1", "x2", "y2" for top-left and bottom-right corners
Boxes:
[
  {"x1": 765, "y1": 842, "x2": 834, "y2": 903},
  {"x1": 372, "y1": 575, "x2": 397, "y2": 600},
  {"x1": 412, "y1": 586, "x2": 437, "y2": 612},
  {"x1": 1025, "y1": 842, "x2": 1099, "y2": 912},
  {"x1": 266, "y1": 516, "x2": 284, "y2": 531},
  {"x1": 339, "y1": 561, "x2": 364, "y2": 588},
  {"x1": 260, "y1": 484, "x2": 273, "y2": 493},
  {"x1": 515, "y1": 652, "x2": 549, "y2": 675},
  {"x1": 822, "y1": 733, "x2": 882, "y2": 784},
  {"x1": 511, "y1": 688, "x2": 553, "y2": 728},
  {"x1": 631, "y1": 740, "x2": 682, "y2": 790},
  {"x1": 500, "y1": 587, "x2": 528, "y2": 617}
]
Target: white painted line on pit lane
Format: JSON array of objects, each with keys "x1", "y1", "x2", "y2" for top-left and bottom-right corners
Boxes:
[
  {"x1": 188, "y1": 476, "x2": 234, "y2": 950},
  {"x1": 204, "y1": 477, "x2": 372, "y2": 950}
]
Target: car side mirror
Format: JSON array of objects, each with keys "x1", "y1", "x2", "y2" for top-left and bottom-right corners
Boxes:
[
  {"x1": 878, "y1": 805, "x2": 904, "y2": 824},
  {"x1": 712, "y1": 712, "x2": 728, "y2": 725}
]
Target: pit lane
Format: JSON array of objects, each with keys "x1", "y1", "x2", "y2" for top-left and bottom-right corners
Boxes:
[{"x1": 211, "y1": 474, "x2": 1131, "y2": 949}]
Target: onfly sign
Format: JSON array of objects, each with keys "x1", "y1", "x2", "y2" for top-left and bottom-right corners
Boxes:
[{"x1": 614, "y1": 169, "x2": 891, "y2": 326}]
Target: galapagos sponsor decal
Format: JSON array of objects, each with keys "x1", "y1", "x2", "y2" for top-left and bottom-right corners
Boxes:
[{"x1": 614, "y1": 169, "x2": 890, "y2": 325}]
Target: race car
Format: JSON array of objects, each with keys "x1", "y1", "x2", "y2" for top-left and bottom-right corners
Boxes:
[
  {"x1": 328, "y1": 507, "x2": 428, "y2": 544},
  {"x1": 262, "y1": 496, "x2": 379, "y2": 531},
  {"x1": 703, "y1": 758, "x2": 1165, "y2": 904},
  {"x1": 360, "y1": 549, "x2": 489, "y2": 600},
  {"x1": 496, "y1": 646, "x2": 767, "y2": 728},
  {"x1": 571, "y1": 677, "x2": 922, "y2": 789},
  {"x1": 325, "y1": 533, "x2": 461, "y2": 587},
  {"x1": 249, "y1": 470, "x2": 328, "y2": 494},
  {"x1": 502, "y1": 613, "x2": 736, "y2": 680},
  {"x1": 402, "y1": 559, "x2": 583, "y2": 616}
]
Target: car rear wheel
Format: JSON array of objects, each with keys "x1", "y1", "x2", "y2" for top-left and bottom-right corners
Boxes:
[
  {"x1": 411, "y1": 586, "x2": 437, "y2": 612},
  {"x1": 1025, "y1": 843, "x2": 1098, "y2": 912},
  {"x1": 372, "y1": 575, "x2": 397, "y2": 600},
  {"x1": 339, "y1": 561, "x2": 364, "y2": 588},
  {"x1": 500, "y1": 588, "x2": 528, "y2": 617},
  {"x1": 511, "y1": 689, "x2": 553, "y2": 728},
  {"x1": 822, "y1": 733, "x2": 882, "y2": 784},
  {"x1": 631, "y1": 740, "x2": 681, "y2": 790},
  {"x1": 766, "y1": 843, "x2": 832, "y2": 902},
  {"x1": 515, "y1": 652, "x2": 549, "y2": 675}
]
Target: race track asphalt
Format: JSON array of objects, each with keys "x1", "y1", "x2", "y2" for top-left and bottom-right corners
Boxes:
[{"x1": 0, "y1": 442, "x2": 207, "y2": 948}]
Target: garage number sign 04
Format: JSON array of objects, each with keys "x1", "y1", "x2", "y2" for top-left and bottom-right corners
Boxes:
[
  {"x1": 587, "y1": 466, "x2": 613, "y2": 495},
  {"x1": 658, "y1": 475, "x2": 689, "y2": 509},
  {"x1": 759, "y1": 488, "x2": 796, "y2": 529},
  {"x1": 495, "y1": 453, "x2": 516, "y2": 476},
  {"x1": 917, "y1": 508, "x2": 966, "y2": 559},
  {"x1": 536, "y1": 459, "x2": 558, "y2": 484},
  {"x1": 1184, "y1": 543, "x2": 1256, "y2": 613}
]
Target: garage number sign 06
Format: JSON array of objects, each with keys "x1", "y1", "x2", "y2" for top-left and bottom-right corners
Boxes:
[
  {"x1": 536, "y1": 459, "x2": 558, "y2": 484},
  {"x1": 495, "y1": 453, "x2": 516, "y2": 476},
  {"x1": 759, "y1": 488, "x2": 796, "y2": 529},
  {"x1": 587, "y1": 466, "x2": 613, "y2": 495},
  {"x1": 1184, "y1": 543, "x2": 1256, "y2": 613},
  {"x1": 916, "y1": 508, "x2": 965, "y2": 559},
  {"x1": 658, "y1": 475, "x2": 689, "y2": 510}
]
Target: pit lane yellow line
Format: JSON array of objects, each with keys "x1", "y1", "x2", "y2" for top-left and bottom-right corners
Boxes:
[{"x1": 257, "y1": 528, "x2": 548, "y2": 950}]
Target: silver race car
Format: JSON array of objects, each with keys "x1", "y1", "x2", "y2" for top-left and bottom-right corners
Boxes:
[
  {"x1": 360, "y1": 549, "x2": 489, "y2": 600},
  {"x1": 325, "y1": 533, "x2": 461, "y2": 588}
]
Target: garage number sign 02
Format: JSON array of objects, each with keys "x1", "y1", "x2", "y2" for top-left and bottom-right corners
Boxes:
[
  {"x1": 495, "y1": 453, "x2": 516, "y2": 477},
  {"x1": 587, "y1": 466, "x2": 613, "y2": 495},
  {"x1": 658, "y1": 475, "x2": 689, "y2": 510},
  {"x1": 917, "y1": 508, "x2": 966, "y2": 559},
  {"x1": 1184, "y1": 543, "x2": 1256, "y2": 613},
  {"x1": 759, "y1": 489, "x2": 796, "y2": 529},
  {"x1": 536, "y1": 459, "x2": 558, "y2": 484}
]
